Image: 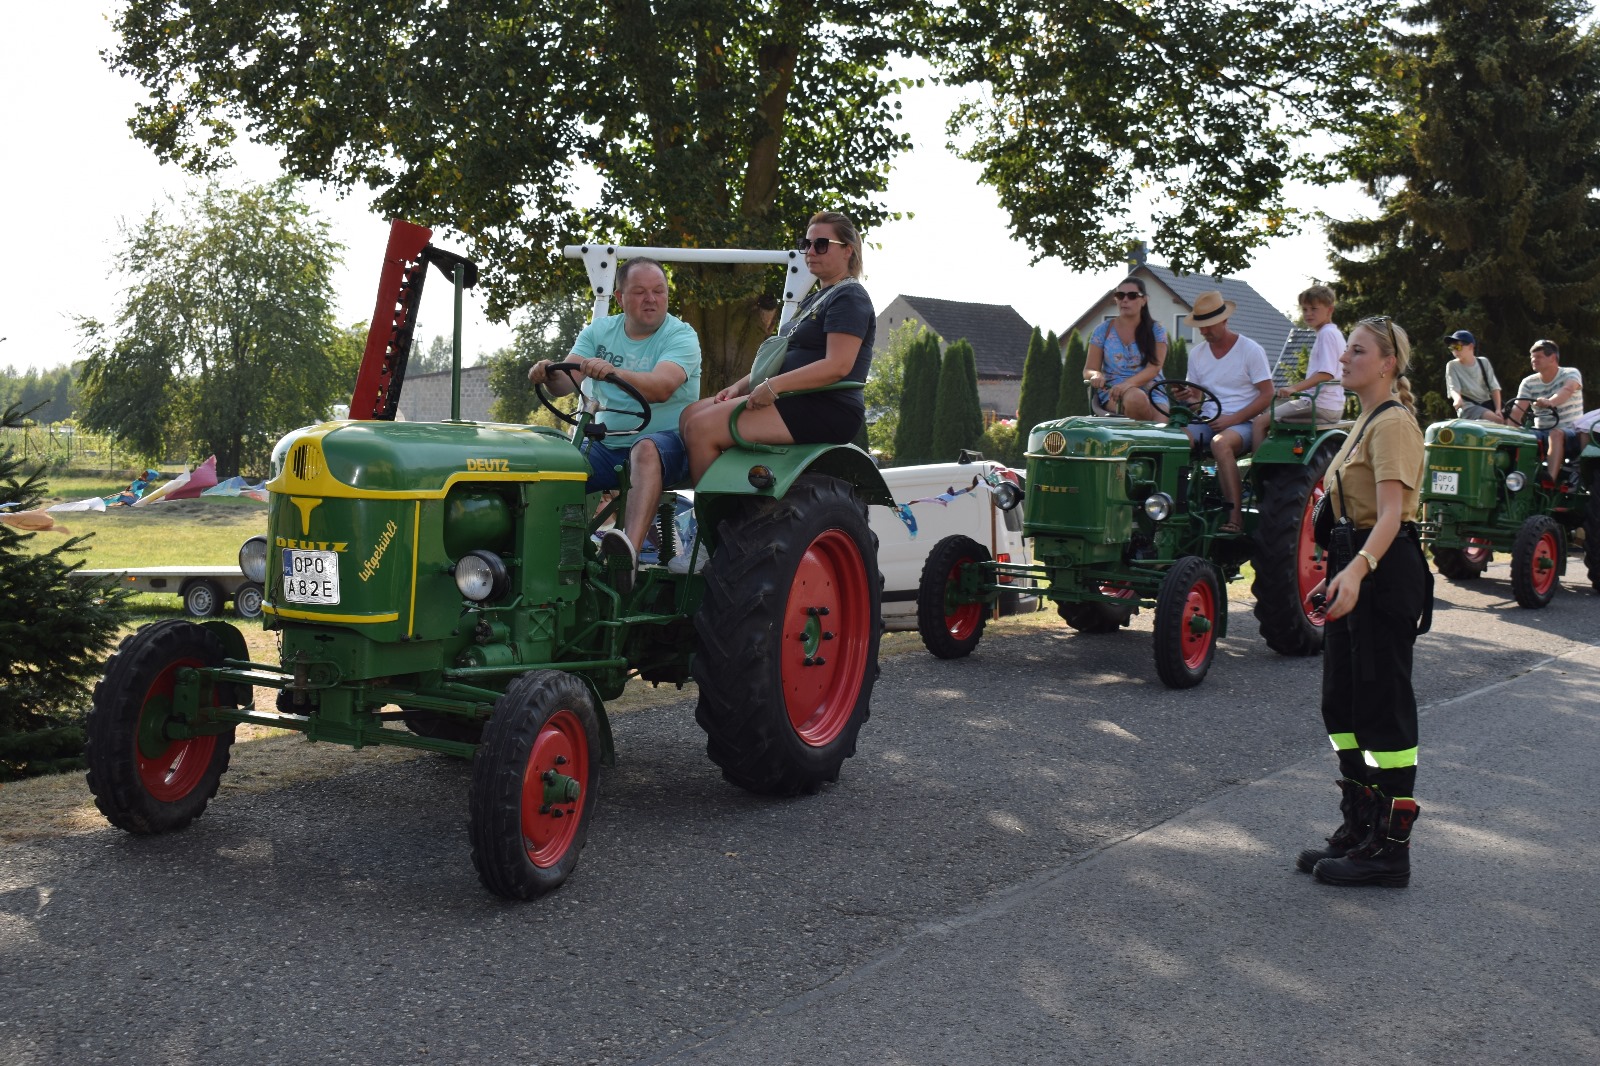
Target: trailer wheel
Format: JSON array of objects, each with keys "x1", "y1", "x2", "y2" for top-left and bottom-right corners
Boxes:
[
  {"x1": 402, "y1": 709, "x2": 484, "y2": 747},
  {"x1": 85, "y1": 620, "x2": 238, "y2": 834},
  {"x1": 1153, "y1": 557, "x2": 1221, "y2": 689},
  {"x1": 1511, "y1": 514, "x2": 1563, "y2": 608},
  {"x1": 1433, "y1": 540, "x2": 1492, "y2": 581},
  {"x1": 1057, "y1": 584, "x2": 1136, "y2": 634},
  {"x1": 468, "y1": 670, "x2": 599, "y2": 899},
  {"x1": 1251, "y1": 437, "x2": 1340, "y2": 655},
  {"x1": 232, "y1": 582, "x2": 264, "y2": 619},
  {"x1": 916, "y1": 535, "x2": 991, "y2": 658},
  {"x1": 182, "y1": 579, "x2": 222, "y2": 618},
  {"x1": 694, "y1": 475, "x2": 881, "y2": 795}
]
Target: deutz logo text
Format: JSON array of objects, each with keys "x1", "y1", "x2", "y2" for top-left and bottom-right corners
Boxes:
[
  {"x1": 276, "y1": 537, "x2": 349, "y2": 552},
  {"x1": 467, "y1": 458, "x2": 512, "y2": 472}
]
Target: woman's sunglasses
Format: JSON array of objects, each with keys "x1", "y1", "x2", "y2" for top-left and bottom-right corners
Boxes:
[
  {"x1": 1113, "y1": 290, "x2": 1144, "y2": 301},
  {"x1": 796, "y1": 237, "x2": 849, "y2": 254}
]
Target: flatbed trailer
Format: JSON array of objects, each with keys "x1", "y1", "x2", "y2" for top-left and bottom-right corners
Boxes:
[{"x1": 69, "y1": 564, "x2": 261, "y2": 619}]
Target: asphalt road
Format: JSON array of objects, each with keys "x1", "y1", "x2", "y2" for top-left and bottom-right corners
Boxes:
[{"x1": 3, "y1": 559, "x2": 1598, "y2": 1065}]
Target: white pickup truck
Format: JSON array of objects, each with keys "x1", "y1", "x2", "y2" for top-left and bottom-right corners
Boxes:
[{"x1": 871, "y1": 459, "x2": 1034, "y2": 631}]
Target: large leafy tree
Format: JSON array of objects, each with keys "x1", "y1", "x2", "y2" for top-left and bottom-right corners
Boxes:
[
  {"x1": 1327, "y1": 0, "x2": 1600, "y2": 393},
  {"x1": 108, "y1": 0, "x2": 918, "y2": 393},
  {"x1": 76, "y1": 180, "x2": 344, "y2": 475},
  {"x1": 484, "y1": 293, "x2": 594, "y2": 424},
  {"x1": 934, "y1": 0, "x2": 1390, "y2": 275}
]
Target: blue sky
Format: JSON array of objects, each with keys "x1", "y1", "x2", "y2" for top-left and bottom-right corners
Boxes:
[{"x1": 0, "y1": 8, "x2": 1372, "y2": 375}]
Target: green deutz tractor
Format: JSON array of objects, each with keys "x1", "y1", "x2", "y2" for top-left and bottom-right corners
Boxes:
[
  {"x1": 83, "y1": 223, "x2": 891, "y2": 899},
  {"x1": 1419, "y1": 415, "x2": 1600, "y2": 607},
  {"x1": 916, "y1": 382, "x2": 1345, "y2": 687}
]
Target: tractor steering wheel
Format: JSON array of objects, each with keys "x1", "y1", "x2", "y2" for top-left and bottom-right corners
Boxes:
[
  {"x1": 535, "y1": 361, "x2": 652, "y2": 437},
  {"x1": 1147, "y1": 379, "x2": 1223, "y2": 426},
  {"x1": 1502, "y1": 396, "x2": 1544, "y2": 430}
]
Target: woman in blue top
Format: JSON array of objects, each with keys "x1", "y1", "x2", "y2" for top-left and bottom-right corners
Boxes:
[{"x1": 1083, "y1": 276, "x2": 1168, "y2": 420}]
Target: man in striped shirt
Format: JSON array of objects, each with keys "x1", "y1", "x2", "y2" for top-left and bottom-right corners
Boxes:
[{"x1": 1510, "y1": 339, "x2": 1584, "y2": 486}]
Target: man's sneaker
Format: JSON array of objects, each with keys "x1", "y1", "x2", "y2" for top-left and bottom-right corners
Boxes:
[
  {"x1": 667, "y1": 544, "x2": 708, "y2": 574},
  {"x1": 599, "y1": 529, "x2": 637, "y2": 593}
]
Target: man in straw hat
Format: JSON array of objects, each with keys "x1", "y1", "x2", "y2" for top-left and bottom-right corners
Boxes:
[{"x1": 1173, "y1": 290, "x2": 1273, "y2": 534}]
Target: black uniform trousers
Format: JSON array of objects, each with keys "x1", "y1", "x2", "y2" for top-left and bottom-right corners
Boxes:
[{"x1": 1319, "y1": 527, "x2": 1430, "y2": 799}]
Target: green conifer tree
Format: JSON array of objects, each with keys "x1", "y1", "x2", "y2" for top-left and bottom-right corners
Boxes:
[
  {"x1": 1165, "y1": 335, "x2": 1190, "y2": 383},
  {"x1": 931, "y1": 339, "x2": 985, "y2": 461},
  {"x1": 1058, "y1": 331, "x2": 1092, "y2": 416},
  {"x1": 1015, "y1": 326, "x2": 1061, "y2": 440},
  {"x1": 893, "y1": 331, "x2": 941, "y2": 465},
  {"x1": 0, "y1": 403, "x2": 128, "y2": 781},
  {"x1": 1327, "y1": 0, "x2": 1600, "y2": 389}
]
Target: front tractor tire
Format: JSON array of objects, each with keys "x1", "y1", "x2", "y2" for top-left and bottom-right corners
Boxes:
[
  {"x1": 1251, "y1": 438, "x2": 1340, "y2": 656},
  {"x1": 693, "y1": 475, "x2": 882, "y2": 796},
  {"x1": 1511, "y1": 514, "x2": 1563, "y2": 609},
  {"x1": 85, "y1": 620, "x2": 239, "y2": 834},
  {"x1": 1057, "y1": 584, "x2": 1137, "y2": 634},
  {"x1": 1154, "y1": 557, "x2": 1222, "y2": 689},
  {"x1": 1433, "y1": 541, "x2": 1492, "y2": 581},
  {"x1": 468, "y1": 670, "x2": 601, "y2": 899},
  {"x1": 916, "y1": 535, "x2": 992, "y2": 658}
]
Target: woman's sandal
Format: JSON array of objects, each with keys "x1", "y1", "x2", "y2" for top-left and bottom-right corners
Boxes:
[{"x1": 1219, "y1": 518, "x2": 1244, "y2": 534}]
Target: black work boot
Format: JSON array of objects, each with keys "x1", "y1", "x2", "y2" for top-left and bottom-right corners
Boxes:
[
  {"x1": 1313, "y1": 797, "x2": 1420, "y2": 887},
  {"x1": 1295, "y1": 778, "x2": 1375, "y2": 873}
]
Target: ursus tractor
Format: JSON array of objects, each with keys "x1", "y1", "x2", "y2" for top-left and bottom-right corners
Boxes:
[
  {"x1": 84, "y1": 221, "x2": 891, "y2": 899},
  {"x1": 916, "y1": 382, "x2": 1346, "y2": 687},
  {"x1": 1419, "y1": 414, "x2": 1600, "y2": 607}
]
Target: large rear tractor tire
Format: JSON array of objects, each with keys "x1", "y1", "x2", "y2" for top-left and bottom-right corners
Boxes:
[
  {"x1": 916, "y1": 535, "x2": 992, "y2": 658},
  {"x1": 1251, "y1": 438, "x2": 1340, "y2": 655},
  {"x1": 693, "y1": 475, "x2": 882, "y2": 796},
  {"x1": 1433, "y1": 541, "x2": 1492, "y2": 581},
  {"x1": 468, "y1": 670, "x2": 600, "y2": 899},
  {"x1": 85, "y1": 620, "x2": 239, "y2": 834},
  {"x1": 1057, "y1": 584, "x2": 1136, "y2": 634},
  {"x1": 1153, "y1": 557, "x2": 1222, "y2": 689},
  {"x1": 1510, "y1": 514, "x2": 1563, "y2": 609},
  {"x1": 1585, "y1": 467, "x2": 1600, "y2": 592}
]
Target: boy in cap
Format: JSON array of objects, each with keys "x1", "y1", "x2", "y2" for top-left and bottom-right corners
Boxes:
[{"x1": 1444, "y1": 329, "x2": 1506, "y2": 423}]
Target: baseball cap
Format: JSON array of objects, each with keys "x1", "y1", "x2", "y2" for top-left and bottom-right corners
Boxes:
[{"x1": 1448, "y1": 330, "x2": 1475, "y2": 346}]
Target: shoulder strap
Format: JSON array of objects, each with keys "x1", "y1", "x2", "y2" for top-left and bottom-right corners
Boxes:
[
  {"x1": 1334, "y1": 399, "x2": 1403, "y2": 520},
  {"x1": 1477, "y1": 358, "x2": 1490, "y2": 391},
  {"x1": 784, "y1": 278, "x2": 856, "y2": 336}
]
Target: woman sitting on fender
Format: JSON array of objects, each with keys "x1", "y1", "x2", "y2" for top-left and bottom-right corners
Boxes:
[{"x1": 1299, "y1": 316, "x2": 1431, "y2": 888}]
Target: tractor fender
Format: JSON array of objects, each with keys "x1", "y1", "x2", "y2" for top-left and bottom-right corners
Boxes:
[
  {"x1": 199, "y1": 619, "x2": 250, "y2": 665},
  {"x1": 1251, "y1": 425, "x2": 1348, "y2": 468},
  {"x1": 693, "y1": 443, "x2": 893, "y2": 548}
]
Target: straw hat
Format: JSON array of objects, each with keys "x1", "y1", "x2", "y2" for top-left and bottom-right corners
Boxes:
[{"x1": 1189, "y1": 290, "x2": 1236, "y2": 326}]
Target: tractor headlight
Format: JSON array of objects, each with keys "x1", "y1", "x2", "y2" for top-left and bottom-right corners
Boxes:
[
  {"x1": 1144, "y1": 493, "x2": 1174, "y2": 522},
  {"x1": 1505, "y1": 471, "x2": 1527, "y2": 492},
  {"x1": 994, "y1": 481, "x2": 1024, "y2": 512},
  {"x1": 453, "y1": 550, "x2": 509, "y2": 602},
  {"x1": 238, "y1": 535, "x2": 269, "y2": 583}
]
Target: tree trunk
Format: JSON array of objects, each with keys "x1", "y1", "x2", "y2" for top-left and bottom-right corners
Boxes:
[{"x1": 677, "y1": 283, "x2": 780, "y2": 396}]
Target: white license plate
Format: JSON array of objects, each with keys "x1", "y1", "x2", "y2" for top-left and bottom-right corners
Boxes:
[
  {"x1": 282, "y1": 549, "x2": 341, "y2": 604},
  {"x1": 1431, "y1": 471, "x2": 1460, "y2": 495}
]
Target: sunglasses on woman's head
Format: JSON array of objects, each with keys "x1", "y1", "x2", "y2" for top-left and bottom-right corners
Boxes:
[
  {"x1": 1113, "y1": 290, "x2": 1143, "y2": 300},
  {"x1": 796, "y1": 237, "x2": 848, "y2": 253}
]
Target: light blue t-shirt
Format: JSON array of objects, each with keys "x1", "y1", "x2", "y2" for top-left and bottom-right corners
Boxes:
[{"x1": 571, "y1": 313, "x2": 702, "y2": 447}]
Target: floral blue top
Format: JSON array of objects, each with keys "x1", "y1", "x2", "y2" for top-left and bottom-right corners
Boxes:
[{"x1": 1090, "y1": 319, "x2": 1168, "y2": 405}]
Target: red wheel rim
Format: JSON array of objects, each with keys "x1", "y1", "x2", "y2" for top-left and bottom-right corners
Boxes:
[
  {"x1": 1531, "y1": 531, "x2": 1559, "y2": 595},
  {"x1": 519, "y1": 708, "x2": 589, "y2": 868},
  {"x1": 781, "y1": 529, "x2": 871, "y2": 746},
  {"x1": 1179, "y1": 577, "x2": 1217, "y2": 670},
  {"x1": 136, "y1": 656, "x2": 219, "y2": 802},
  {"x1": 943, "y1": 557, "x2": 984, "y2": 642},
  {"x1": 1298, "y1": 483, "x2": 1328, "y2": 629},
  {"x1": 1464, "y1": 538, "x2": 1492, "y2": 566}
]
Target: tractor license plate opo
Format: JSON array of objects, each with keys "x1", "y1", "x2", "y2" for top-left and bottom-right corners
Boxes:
[
  {"x1": 282, "y1": 549, "x2": 341, "y2": 604},
  {"x1": 1431, "y1": 471, "x2": 1459, "y2": 495}
]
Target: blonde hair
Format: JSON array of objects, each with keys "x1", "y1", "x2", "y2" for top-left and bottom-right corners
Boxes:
[
  {"x1": 1355, "y1": 316, "x2": 1415, "y2": 414},
  {"x1": 1298, "y1": 284, "x2": 1336, "y2": 309},
  {"x1": 809, "y1": 210, "x2": 864, "y2": 278}
]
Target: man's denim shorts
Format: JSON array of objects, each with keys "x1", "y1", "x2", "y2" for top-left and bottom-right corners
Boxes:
[
  {"x1": 1186, "y1": 421, "x2": 1255, "y2": 453},
  {"x1": 582, "y1": 430, "x2": 690, "y2": 492}
]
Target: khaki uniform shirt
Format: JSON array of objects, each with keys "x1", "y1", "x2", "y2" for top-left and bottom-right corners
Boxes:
[{"x1": 1326, "y1": 402, "x2": 1425, "y2": 528}]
